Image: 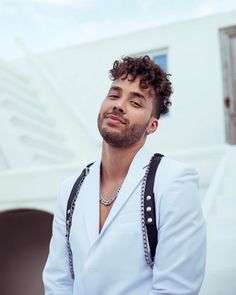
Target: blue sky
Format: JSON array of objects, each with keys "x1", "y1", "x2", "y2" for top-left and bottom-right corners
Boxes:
[{"x1": 1, "y1": 0, "x2": 236, "y2": 59}]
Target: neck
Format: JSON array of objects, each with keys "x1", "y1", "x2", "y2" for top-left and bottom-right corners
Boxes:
[{"x1": 101, "y1": 140, "x2": 144, "y2": 182}]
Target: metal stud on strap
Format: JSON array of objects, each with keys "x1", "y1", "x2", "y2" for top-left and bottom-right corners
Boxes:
[
  {"x1": 142, "y1": 153, "x2": 164, "y2": 263},
  {"x1": 144, "y1": 193, "x2": 155, "y2": 225}
]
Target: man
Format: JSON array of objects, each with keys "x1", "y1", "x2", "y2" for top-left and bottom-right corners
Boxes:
[{"x1": 43, "y1": 55, "x2": 206, "y2": 295}]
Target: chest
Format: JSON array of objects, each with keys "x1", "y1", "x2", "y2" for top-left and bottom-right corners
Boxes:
[
  {"x1": 99, "y1": 180, "x2": 123, "y2": 231},
  {"x1": 99, "y1": 204, "x2": 112, "y2": 232}
]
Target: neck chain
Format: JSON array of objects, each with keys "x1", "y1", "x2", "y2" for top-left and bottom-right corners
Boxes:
[{"x1": 99, "y1": 186, "x2": 121, "y2": 206}]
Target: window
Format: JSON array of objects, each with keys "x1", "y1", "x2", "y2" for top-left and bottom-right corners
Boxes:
[
  {"x1": 132, "y1": 48, "x2": 169, "y2": 71},
  {"x1": 153, "y1": 53, "x2": 168, "y2": 71},
  {"x1": 131, "y1": 48, "x2": 170, "y2": 117}
]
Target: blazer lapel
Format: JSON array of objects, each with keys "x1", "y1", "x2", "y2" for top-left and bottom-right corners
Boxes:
[{"x1": 100, "y1": 148, "x2": 153, "y2": 235}]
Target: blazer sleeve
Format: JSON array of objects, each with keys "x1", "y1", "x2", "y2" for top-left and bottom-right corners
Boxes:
[
  {"x1": 149, "y1": 165, "x2": 206, "y2": 295},
  {"x1": 42, "y1": 178, "x2": 75, "y2": 295}
]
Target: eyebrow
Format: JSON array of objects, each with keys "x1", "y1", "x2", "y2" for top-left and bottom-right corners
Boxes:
[
  {"x1": 109, "y1": 86, "x2": 147, "y2": 101},
  {"x1": 109, "y1": 86, "x2": 122, "y2": 92},
  {"x1": 130, "y1": 91, "x2": 146, "y2": 102}
]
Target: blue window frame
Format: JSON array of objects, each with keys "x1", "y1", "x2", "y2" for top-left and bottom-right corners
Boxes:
[{"x1": 153, "y1": 54, "x2": 168, "y2": 71}]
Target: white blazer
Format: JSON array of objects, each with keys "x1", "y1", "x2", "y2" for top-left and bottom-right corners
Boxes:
[{"x1": 43, "y1": 148, "x2": 206, "y2": 295}]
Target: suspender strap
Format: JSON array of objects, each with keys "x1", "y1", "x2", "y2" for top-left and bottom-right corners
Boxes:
[
  {"x1": 66, "y1": 153, "x2": 163, "y2": 277},
  {"x1": 66, "y1": 162, "x2": 94, "y2": 278},
  {"x1": 144, "y1": 153, "x2": 164, "y2": 262},
  {"x1": 66, "y1": 162, "x2": 94, "y2": 233}
]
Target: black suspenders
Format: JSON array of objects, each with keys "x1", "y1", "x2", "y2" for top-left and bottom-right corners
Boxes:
[
  {"x1": 144, "y1": 153, "x2": 164, "y2": 261},
  {"x1": 66, "y1": 153, "x2": 163, "y2": 278}
]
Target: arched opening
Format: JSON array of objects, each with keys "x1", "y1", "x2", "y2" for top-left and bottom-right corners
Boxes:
[{"x1": 0, "y1": 209, "x2": 53, "y2": 295}]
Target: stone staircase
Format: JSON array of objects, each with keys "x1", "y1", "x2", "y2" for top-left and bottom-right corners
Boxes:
[
  {"x1": 200, "y1": 146, "x2": 236, "y2": 295},
  {"x1": 0, "y1": 58, "x2": 98, "y2": 170},
  {"x1": 0, "y1": 58, "x2": 99, "y2": 212}
]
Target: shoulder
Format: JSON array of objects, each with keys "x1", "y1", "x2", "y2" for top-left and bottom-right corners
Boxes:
[
  {"x1": 155, "y1": 156, "x2": 199, "y2": 197},
  {"x1": 157, "y1": 155, "x2": 199, "y2": 180},
  {"x1": 154, "y1": 156, "x2": 203, "y2": 226},
  {"x1": 58, "y1": 161, "x2": 98, "y2": 204}
]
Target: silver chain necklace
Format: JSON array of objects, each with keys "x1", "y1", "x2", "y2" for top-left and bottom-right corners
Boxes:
[{"x1": 99, "y1": 186, "x2": 121, "y2": 206}]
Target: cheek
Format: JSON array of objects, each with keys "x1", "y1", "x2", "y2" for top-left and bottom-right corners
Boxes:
[
  {"x1": 98, "y1": 101, "x2": 106, "y2": 116},
  {"x1": 136, "y1": 111, "x2": 152, "y2": 123},
  {"x1": 99, "y1": 99, "x2": 112, "y2": 114}
]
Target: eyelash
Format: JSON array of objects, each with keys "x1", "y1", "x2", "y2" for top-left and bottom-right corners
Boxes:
[
  {"x1": 108, "y1": 96, "x2": 142, "y2": 108},
  {"x1": 131, "y1": 101, "x2": 142, "y2": 108},
  {"x1": 108, "y1": 95, "x2": 119, "y2": 99}
]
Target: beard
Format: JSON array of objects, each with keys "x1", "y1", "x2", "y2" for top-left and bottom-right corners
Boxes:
[{"x1": 97, "y1": 111, "x2": 149, "y2": 148}]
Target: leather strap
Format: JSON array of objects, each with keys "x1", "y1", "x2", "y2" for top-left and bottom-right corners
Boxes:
[
  {"x1": 144, "y1": 153, "x2": 164, "y2": 262},
  {"x1": 66, "y1": 153, "x2": 163, "y2": 275},
  {"x1": 66, "y1": 162, "x2": 94, "y2": 236}
]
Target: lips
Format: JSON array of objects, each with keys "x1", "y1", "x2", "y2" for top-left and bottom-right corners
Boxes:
[{"x1": 105, "y1": 114, "x2": 126, "y2": 124}]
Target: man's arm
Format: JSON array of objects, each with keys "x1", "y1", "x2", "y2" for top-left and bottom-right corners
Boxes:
[
  {"x1": 150, "y1": 166, "x2": 206, "y2": 295},
  {"x1": 43, "y1": 180, "x2": 74, "y2": 295}
]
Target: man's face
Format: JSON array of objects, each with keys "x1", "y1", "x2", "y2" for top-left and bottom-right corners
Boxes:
[{"x1": 97, "y1": 76, "x2": 158, "y2": 148}]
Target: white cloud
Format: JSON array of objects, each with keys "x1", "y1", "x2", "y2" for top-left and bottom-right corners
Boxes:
[
  {"x1": 1, "y1": 0, "x2": 236, "y2": 60},
  {"x1": 0, "y1": 0, "x2": 98, "y2": 8},
  {"x1": 196, "y1": 1, "x2": 220, "y2": 16},
  {"x1": 222, "y1": 0, "x2": 236, "y2": 11},
  {"x1": 32, "y1": 0, "x2": 97, "y2": 8},
  {"x1": 136, "y1": 0, "x2": 158, "y2": 14},
  {"x1": 196, "y1": 0, "x2": 236, "y2": 17}
]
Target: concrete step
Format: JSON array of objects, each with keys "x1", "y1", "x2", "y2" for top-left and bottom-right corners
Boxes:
[
  {"x1": 222, "y1": 176, "x2": 236, "y2": 198},
  {"x1": 225, "y1": 146, "x2": 236, "y2": 176},
  {"x1": 212, "y1": 193, "x2": 236, "y2": 218},
  {"x1": 214, "y1": 195, "x2": 236, "y2": 211},
  {"x1": 205, "y1": 238, "x2": 236, "y2": 271},
  {"x1": 202, "y1": 239, "x2": 236, "y2": 294},
  {"x1": 200, "y1": 266, "x2": 236, "y2": 295},
  {"x1": 214, "y1": 200, "x2": 236, "y2": 218},
  {"x1": 216, "y1": 193, "x2": 236, "y2": 202},
  {"x1": 207, "y1": 216, "x2": 236, "y2": 240},
  {"x1": 200, "y1": 146, "x2": 236, "y2": 295}
]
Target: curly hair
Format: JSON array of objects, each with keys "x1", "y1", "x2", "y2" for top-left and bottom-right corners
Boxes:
[{"x1": 109, "y1": 55, "x2": 172, "y2": 119}]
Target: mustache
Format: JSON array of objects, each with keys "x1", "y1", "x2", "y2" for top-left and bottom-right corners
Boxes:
[{"x1": 104, "y1": 109, "x2": 129, "y2": 124}]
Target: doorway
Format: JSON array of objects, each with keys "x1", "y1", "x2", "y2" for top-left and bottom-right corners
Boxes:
[
  {"x1": 0, "y1": 209, "x2": 53, "y2": 295},
  {"x1": 220, "y1": 26, "x2": 236, "y2": 144}
]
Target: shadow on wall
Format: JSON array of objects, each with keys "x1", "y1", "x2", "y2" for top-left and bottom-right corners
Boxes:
[{"x1": 0, "y1": 209, "x2": 53, "y2": 295}]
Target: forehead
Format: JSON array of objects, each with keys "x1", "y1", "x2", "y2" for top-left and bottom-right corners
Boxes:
[{"x1": 110, "y1": 76, "x2": 155, "y2": 98}]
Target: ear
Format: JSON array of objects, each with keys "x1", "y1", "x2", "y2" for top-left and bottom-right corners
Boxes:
[{"x1": 147, "y1": 117, "x2": 158, "y2": 135}]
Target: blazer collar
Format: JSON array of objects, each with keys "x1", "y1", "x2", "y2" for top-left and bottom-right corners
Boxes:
[
  {"x1": 83, "y1": 147, "x2": 153, "y2": 245},
  {"x1": 100, "y1": 147, "x2": 152, "y2": 234}
]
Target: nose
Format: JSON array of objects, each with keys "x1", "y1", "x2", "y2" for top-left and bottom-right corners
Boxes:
[
  {"x1": 113, "y1": 105, "x2": 125, "y2": 114},
  {"x1": 113, "y1": 97, "x2": 126, "y2": 114}
]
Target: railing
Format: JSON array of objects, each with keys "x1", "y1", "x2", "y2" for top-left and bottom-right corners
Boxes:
[
  {"x1": 0, "y1": 161, "x2": 85, "y2": 212},
  {"x1": 0, "y1": 144, "x2": 229, "y2": 213},
  {"x1": 0, "y1": 57, "x2": 91, "y2": 169}
]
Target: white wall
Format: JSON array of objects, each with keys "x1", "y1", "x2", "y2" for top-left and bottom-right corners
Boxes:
[
  {"x1": 37, "y1": 10, "x2": 236, "y2": 154},
  {"x1": 0, "y1": 58, "x2": 99, "y2": 171},
  {"x1": 1, "y1": 10, "x2": 235, "y2": 211}
]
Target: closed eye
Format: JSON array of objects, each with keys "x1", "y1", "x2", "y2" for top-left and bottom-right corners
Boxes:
[
  {"x1": 131, "y1": 101, "x2": 142, "y2": 108},
  {"x1": 108, "y1": 95, "x2": 119, "y2": 99}
]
